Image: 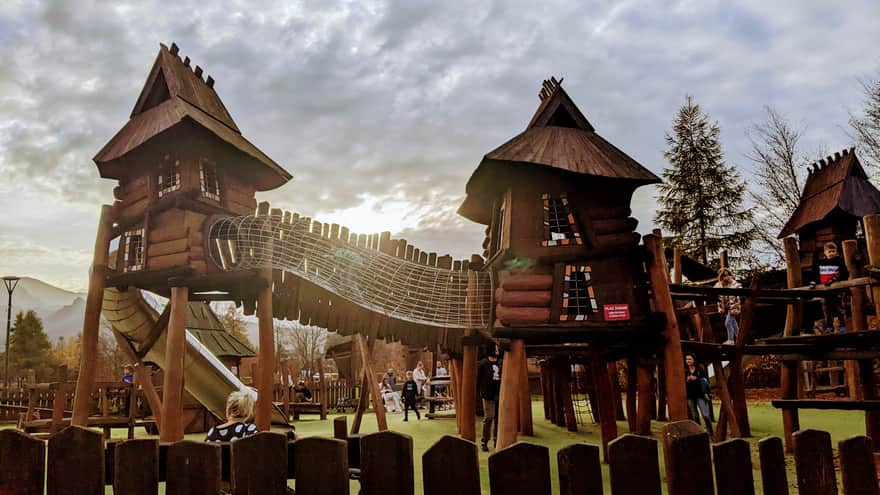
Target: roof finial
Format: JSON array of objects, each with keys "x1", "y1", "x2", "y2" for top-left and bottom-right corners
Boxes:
[
  {"x1": 206, "y1": 75, "x2": 215, "y2": 88},
  {"x1": 194, "y1": 65, "x2": 203, "y2": 79},
  {"x1": 170, "y1": 42, "x2": 179, "y2": 56},
  {"x1": 539, "y1": 76, "x2": 564, "y2": 102},
  {"x1": 834, "y1": 151, "x2": 841, "y2": 161},
  {"x1": 183, "y1": 56, "x2": 191, "y2": 68}
]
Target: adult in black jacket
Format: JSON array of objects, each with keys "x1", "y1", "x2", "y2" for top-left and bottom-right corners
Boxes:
[{"x1": 476, "y1": 346, "x2": 502, "y2": 451}]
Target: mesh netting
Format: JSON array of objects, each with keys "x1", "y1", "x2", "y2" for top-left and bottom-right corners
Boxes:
[{"x1": 208, "y1": 214, "x2": 492, "y2": 329}]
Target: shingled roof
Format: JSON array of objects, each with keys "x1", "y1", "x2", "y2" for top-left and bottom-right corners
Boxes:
[
  {"x1": 186, "y1": 302, "x2": 255, "y2": 359},
  {"x1": 458, "y1": 77, "x2": 660, "y2": 224},
  {"x1": 778, "y1": 148, "x2": 880, "y2": 238},
  {"x1": 94, "y1": 42, "x2": 291, "y2": 191}
]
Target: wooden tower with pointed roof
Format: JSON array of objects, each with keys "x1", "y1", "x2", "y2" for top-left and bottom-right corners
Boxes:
[
  {"x1": 94, "y1": 42, "x2": 291, "y2": 285},
  {"x1": 459, "y1": 77, "x2": 661, "y2": 341},
  {"x1": 779, "y1": 148, "x2": 880, "y2": 270}
]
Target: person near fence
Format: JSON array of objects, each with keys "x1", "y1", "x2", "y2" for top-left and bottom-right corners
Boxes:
[
  {"x1": 121, "y1": 365, "x2": 134, "y2": 384},
  {"x1": 715, "y1": 268, "x2": 741, "y2": 344},
  {"x1": 380, "y1": 378, "x2": 402, "y2": 413},
  {"x1": 684, "y1": 353, "x2": 713, "y2": 433},
  {"x1": 384, "y1": 368, "x2": 396, "y2": 388},
  {"x1": 413, "y1": 361, "x2": 428, "y2": 399},
  {"x1": 293, "y1": 379, "x2": 312, "y2": 402},
  {"x1": 434, "y1": 362, "x2": 448, "y2": 396},
  {"x1": 401, "y1": 371, "x2": 421, "y2": 421},
  {"x1": 812, "y1": 241, "x2": 849, "y2": 333},
  {"x1": 477, "y1": 346, "x2": 502, "y2": 452},
  {"x1": 205, "y1": 389, "x2": 259, "y2": 442}
]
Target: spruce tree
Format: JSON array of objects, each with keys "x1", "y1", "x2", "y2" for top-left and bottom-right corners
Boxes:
[
  {"x1": 655, "y1": 96, "x2": 755, "y2": 266},
  {"x1": 9, "y1": 310, "x2": 54, "y2": 377}
]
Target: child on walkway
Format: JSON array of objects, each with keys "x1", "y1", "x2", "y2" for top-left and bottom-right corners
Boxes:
[
  {"x1": 684, "y1": 353, "x2": 713, "y2": 433},
  {"x1": 813, "y1": 242, "x2": 848, "y2": 333},
  {"x1": 401, "y1": 371, "x2": 421, "y2": 421},
  {"x1": 715, "y1": 268, "x2": 741, "y2": 344}
]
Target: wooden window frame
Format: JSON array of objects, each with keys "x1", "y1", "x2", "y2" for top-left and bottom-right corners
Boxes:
[
  {"x1": 559, "y1": 263, "x2": 598, "y2": 321},
  {"x1": 123, "y1": 227, "x2": 145, "y2": 272},
  {"x1": 541, "y1": 193, "x2": 583, "y2": 247},
  {"x1": 199, "y1": 158, "x2": 221, "y2": 201},
  {"x1": 157, "y1": 154, "x2": 181, "y2": 198}
]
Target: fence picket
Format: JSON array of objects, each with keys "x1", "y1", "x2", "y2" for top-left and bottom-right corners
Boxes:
[
  {"x1": 713, "y1": 438, "x2": 754, "y2": 495},
  {"x1": 488, "y1": 442, "x2": 551, "y2": 495},
  {"x1": 166, "y1": 441, "x2": 221, "y2": 495},
  {"x1": 47, "y1": 426, "x2": 104, "y2": 495},
  {"x1": 0, "y1": 429, "x2": 45, "y2": 495},
  {"x1": 838, "y1": 436, "x2": 878, "y2": 495},
  {"x1": 114, "y1": 438, "x2": 158, "y2": 495},
  {"x1": 361, "y1": 430, "x2": 414, "y2": 495},
  {"x1": 423, "y1": 435, "x2": 480, "y2": 495},
  {"x1": 794, "y1": 429, "x2": 838, "y2": 495},
  {"x1": 334, "y1": 415, "x2": 348, "y2": 439},
  {"x1": 758, "y1": 437, "x2": 789, "y2": 495},
  {"x1": 662, "y1": 420, "x2": 714, "y2": 495},
  {"x1": 231, "y1": 432, "x2": 288, "y2": 495},
  {"x1": 608, "y1": 434, "x2": 661, "y2": 495},
  {"x1": 295, "y1": 437, "x2": 349, "y2": 495},
  {"x1": 558, "y1": 443, "x2": 603, "y2": 495}
]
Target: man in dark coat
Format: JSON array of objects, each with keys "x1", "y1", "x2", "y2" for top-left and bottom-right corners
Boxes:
[{"x1": 476, "y1": 344, "x2": 502, "y2": 451}]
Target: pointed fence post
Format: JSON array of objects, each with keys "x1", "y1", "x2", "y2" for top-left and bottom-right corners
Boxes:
[
  {"x1": 838, "y1": 436, "x2": 877, "y2": 495},
  {"x1": 294, "y1": 437, "x2": 349, "y2": 495},
  {"x1": 230, "y1": 432, "x2": 288, "y2": 495},
  {"x1": 47, "y1": 426, "x2": 105, "y2": 495},
  {"x1": 793, "y1": 429, "x2": 837, "y2": 495},
  {"x1": 488, "y1": 442, "x2": 551, "y2": 495},
  {"x1": 608, "y1": 434, "x2": 661, "y2": 495},
  {"x1": 360, "y1": 431, "x2": 414, "y2": 495},
  {"x1": 0, "y1": 429, "x2": 45, "y2": 495},
  {"x1": 713, "y1": 438, "x2": 755, "y2": 495},
  {"x1": 758, "y1": 437, "x2": 788, "y2": 495},
  {"x1": 662, "y1": 420, "x2": 714, "y2": 495},
  {"x1": 558, "y1": 443, "x2": 603, "y2": 495},
  {"x1": 423, "y1": 435, "x2": 480, "y2": 495},
  {"x1": 114, "y1": 438, "x2": 159, "y2": 495}
]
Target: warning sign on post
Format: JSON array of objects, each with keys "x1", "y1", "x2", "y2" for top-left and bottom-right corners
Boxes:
[{"x1": 603, "y1": 304, "x2": 631, "y2": 321}]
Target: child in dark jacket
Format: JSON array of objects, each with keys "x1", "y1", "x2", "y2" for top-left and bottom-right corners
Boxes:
[
  {"x1": 401, "y1": 371, "x2": 420, "y2": 421},
  {"x1": 813, "y1": 242, "x2": 848, "y2": 333}
]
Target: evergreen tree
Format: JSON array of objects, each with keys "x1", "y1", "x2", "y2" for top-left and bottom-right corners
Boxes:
[
  {"x1": 9, "y1": 310, "x2": 54, "y2": 377},
  {"x1": 655, "y1": 96, "x2": 755, "y2": 266}
]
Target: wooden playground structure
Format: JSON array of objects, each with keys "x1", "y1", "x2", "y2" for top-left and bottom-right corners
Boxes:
[{"x1": 2, "y1": 41, "x2": 880, "y2": 492}]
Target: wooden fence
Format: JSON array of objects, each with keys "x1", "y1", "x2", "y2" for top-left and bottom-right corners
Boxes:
[{"x1": 0, "y1": 419, "x2": 876, "y2": 494}]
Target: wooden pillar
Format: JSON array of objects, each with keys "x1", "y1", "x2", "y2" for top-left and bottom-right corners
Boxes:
[
  {"x1": 540, "y1": 363, "x2": 551, "y2": 421},
  {"x1": 608, "y1": 362, "x2": 625, "y2": 421},
  {"x1": 460, "y1": 258, "x2": 481, "y2": 442},
  {"x1": 71, "y1": 205, "x2": 114, "y2": 426},
  {"x1": 517, "y1": 345, "x2": 533, "y2": 436},
  {"x1": 843, "y1": 239, "x2": 866, "y2": 400},
  {"x1": 351, "y1": 373, "x2": 369, "y2": 434},
  {"x1": 496, "y1": 339, "x2": 523, "y2": 449},
  {"x1": 636, "y1": 360, "x2": 654, "y2": 435},
  {"x1": 450, "y1": 358, "x2": 461, "y2": 432},
  {"x1": 555, "y1": 359, "x2": 576, "y2": 430},
  {"x1": 318, "y1": 358, "x2": 328, "y2": 420},
  {"x1": 864, "y1": 215, "x2": 880, "y2": 317},
  {"x1": 780, "y1": 237, "x2": 802, "y2": 452},
  {"x1": 354, "y1": 333, "x2": 387, "y2": 431},
  {"x1": 859, "y1": 358, "x2": 880, "y2": 449},
  {"x1": 673, "y1": 247, "x2": 683, "y2": 284},
  {"x1": 255, "y1": 268, "x2": 275, "y2": 431},
  {"x1": 111, "y1": 329, "x2": 163, "y2": 433},
  {"x1": 160, "y1": 285, "x2": 189, "y2": 442},
  {"x1": 590, "y1": 353, "x2": 618, "y2": 461},
  {"x1": 625, "y1": 358, "x2": 637, "y2": 433},
  {"x1": 644, "y1": 234, "x2": 688, "y2": 421},
  {"x1": 726, "y1": 278, "x2": 756, "y2": 437}
]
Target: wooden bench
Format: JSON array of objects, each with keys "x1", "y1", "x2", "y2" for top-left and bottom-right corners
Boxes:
[
  {"x1": 291, "y1": 402, "x2": 325, "y2": 420},
  {"x1": 771, "y1": 399, "x2": 880, "y2": 410},
  {"x1": 424, "y1": 397, "x2": 455, "y2": 416}
]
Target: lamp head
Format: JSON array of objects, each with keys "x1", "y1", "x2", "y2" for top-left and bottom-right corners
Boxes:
[{"x1": 2, "y1": 276, "x2": 20, "y2": 282}]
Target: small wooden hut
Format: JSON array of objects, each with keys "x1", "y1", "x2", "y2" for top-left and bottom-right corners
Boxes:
[
  {"x1": 779, "y1": 148, "x2": 880, "y2": 270},
  {"x1": 458, "y1": 77, "x2": 660, "y2": 344},
  {"x1": 184, "y1": 302, "x2": 254, "y2": 375}
]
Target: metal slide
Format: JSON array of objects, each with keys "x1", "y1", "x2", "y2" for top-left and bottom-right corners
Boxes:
[{"x1": 101, "y1": 286, "x2": 288, "y2": 425}]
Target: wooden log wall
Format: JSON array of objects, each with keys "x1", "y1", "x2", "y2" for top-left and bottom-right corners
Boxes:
[{"x1": 5, "y1": 423, "x2": 876, "y2": 494}]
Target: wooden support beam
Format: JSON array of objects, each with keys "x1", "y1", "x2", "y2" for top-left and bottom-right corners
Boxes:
[
  {"x1": 781, "y1": 237, "x2": 802, "y2": 453},
  {"x1": 843, "y1": 240, "x2": 866, "y2": 400},
  {"x1": 644, "y1": 234, "x2": 688, "y2": 421},
  {"x1": 591, "y1": 353, "x2": 618, "y2": 461},
  {"x1": 255, "y1": 268, "x2": 275, "y2": 431},
  {"x1": 160, "y1": 285, "x2": 189, "y2": 442},
  {"x1": 460, "y1": 262, "x2": 479, "y2": 441},
  {"x1": 72, "y1": 205, "x2": 113, "y2": 426},
  {"x1": 112, "y1": 329, "x2": 163, "y2": 433},
  {"x1": 725, "y1": 277, "x2": 756, "y2": 437},
  {"x1": 865, "y1": 215, "x2": 880, "y2": 318},
  {"x1": 354, "y1": 333, "x2": 387, "y2": 431},
  {"x1": 626, "y1": 358, "x2": 637, "y2": 433},
  {"x1": 496, "y1": 339, "x2": 524, "y2": 449},
  {"x1": 635, "y1": 360, "x2": 653, "y2": 435},
  {"x1": 609, "y1": 361, "x2": 626, "y2": 421},
  {"x1": 351, "y1": 373, "x2": 369, "y2": 434},
  {"x1": 859, "y1": 358, "x2": 880, "y2": 450},
  {"x1": 518, "y1": 343, "x2": 533, "y2": 436}
]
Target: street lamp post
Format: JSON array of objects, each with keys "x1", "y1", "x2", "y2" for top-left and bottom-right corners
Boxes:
[{"x1": 3, "y1": 276, "x2": 20, "y2": 388}]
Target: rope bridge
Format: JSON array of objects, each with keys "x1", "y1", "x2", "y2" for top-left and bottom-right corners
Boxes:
[{"x1": 208, "y1": 213, "x2": 492, "y2": 329}]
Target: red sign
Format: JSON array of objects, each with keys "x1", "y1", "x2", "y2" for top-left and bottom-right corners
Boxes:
[{"x1": 603, "y1": 304, "x2": 631, "y2": 321}]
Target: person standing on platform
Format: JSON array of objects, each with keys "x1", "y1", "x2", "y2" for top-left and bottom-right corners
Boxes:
[
  {"x1": 715, "y1": 268, "x2": 742, "y2": 344},
  {"x1": 401, "y1": 371, "x2": 421, "y2": 421},
  {"x1": 812, "y1": 241, "x2": 849, "y2": 333},
  {"x1": 477, "y1": 346, "x2": 502, "y2": 452},
  {"x1": 413, "y1": 361, "x2": 428, "y2": 399}
]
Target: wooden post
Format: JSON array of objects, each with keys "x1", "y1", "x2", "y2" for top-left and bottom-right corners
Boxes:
[
  {"x1": 864, "y1": 214, "x2": 880, "y2": 317},
  {"x1": 843, "y1": 240, "x2": 865, "y2": 400},
  {"x1": 460, "y1": 259, "x2": 481, "y2": 442},
  {"x1": 354, "y1": 333, "x2": 387, "y2": 431},
  {"x1": 673, "y1": 247, "x2": 683, "y2": 284},
  {"x1": 608, "y1": 361, "x2": 626, "y2": 421},
  {"x1": 351, "y1": 373, "x2": 369, "y2": 434},
  {"x1": 71, "y1": 205, "x2": 114, "y2": 426},
  {"x1": 859, "y1": 357, "x2": 880, "y2": 449},
  {"x1": 318, "y1": 358, "x2": 328, "y2": 420},
  {"x1": 111, "y1": 329, "x2": 163, "y2": 433},
  {"x1": 719, "y1": 250, "x2": 729, "y2": 269},
  {"x1": 591, "y1": 354, "x2": 618, "y2": 461},
  {"x1": 160, "y1": 285, "x2": 189, "y2": 442},
  {"x1": 626, "y1": 358, "x2": 637, "y2": 433},
  {"x1": 517, "y1": 344, "x2": 533, "y2": 436},
  {"x1": 450, "y1": 358, "x2": 462, "y2": 433},
  {"x1": 496, "y1": 340, "x2": 523, "y2": 449},
  {"x1": 255, "y1": 268, "x2": 275, "y2": 431},
  {"x1": 636, "y1": 360, "x2": 654, "y2": 435},
  {"x1": 725, "y1": 277, "x2": 756, "y2": 437},
  {"x1": 781, "y1": 237, "x2": 802, "y2": 453},
  {"x1": 644, "y1": 234, "x2": 688, "y2": 421}
]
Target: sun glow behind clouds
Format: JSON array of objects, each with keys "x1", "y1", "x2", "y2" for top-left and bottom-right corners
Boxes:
[{"x1": 315, "y1": 194, "x2": 431, "y2": 235}]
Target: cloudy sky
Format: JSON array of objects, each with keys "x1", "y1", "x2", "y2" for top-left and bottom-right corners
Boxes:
[{"x1": 0, "y1": 0, "x2": 877, "y2": 292}]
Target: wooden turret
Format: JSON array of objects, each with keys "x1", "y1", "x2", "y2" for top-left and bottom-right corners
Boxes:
[
  {"x1": 458, "y1": 77, "x2": 660, "y2": 339},
  {"x1": 94, "y1": 42, "x2": 291, "y2": 282},
  {"x1": 778, "y1": 148, "x2": 880, "y2": 270}
]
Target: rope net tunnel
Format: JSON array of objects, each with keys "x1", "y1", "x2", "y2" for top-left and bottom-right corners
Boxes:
[{"x1": 208, "y1": 214, "x2": 493, "y2": 329}]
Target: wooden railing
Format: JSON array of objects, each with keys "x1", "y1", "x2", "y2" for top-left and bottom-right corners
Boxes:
[{"x1": 0, "y1": 420, "x2": 876, "y2": 494}]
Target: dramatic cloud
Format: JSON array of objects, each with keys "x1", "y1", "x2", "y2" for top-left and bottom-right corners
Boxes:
[{"x1": 1, "y1": 0, "x2": 878, "y2": 290}]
